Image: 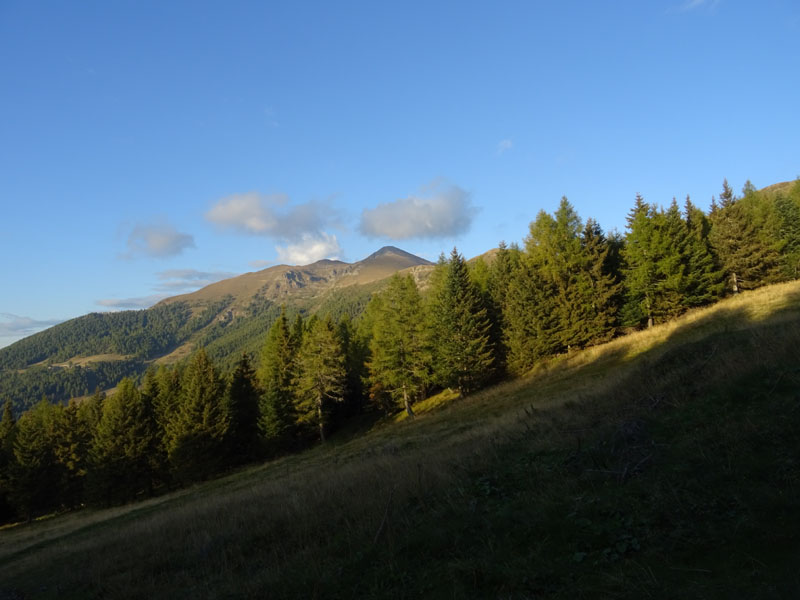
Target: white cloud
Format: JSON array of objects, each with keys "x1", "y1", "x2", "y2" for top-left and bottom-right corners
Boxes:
[
  {"x1": 205, "y1": 192, "x2": 336, "y2": 240},
  {"x1": 0, "y1": 313, "x2": 63, "y2": 339},
  {"x1": 275, "y1": 232, "x2": 342, "y2": 265},
  {"x1": 359, "y1": 181, "x2": 477, "y2": 240},
  {"x1": 497, "y1": 139, "x2": 513, "y2": 155},
  {"x1": 122, "y1": 221, "x2": 195, "y2": 259},
  {"x1": 95, "y1": 295, "x2": 169, "y2": 310},
  {"x1": 154, "y1": 269, "x2": 236, "y2": 292}
]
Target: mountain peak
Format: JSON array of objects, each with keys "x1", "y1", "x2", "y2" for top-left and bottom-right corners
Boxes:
[{"x1": 363, "y1": 246, "x2": 432, "y2": 264}]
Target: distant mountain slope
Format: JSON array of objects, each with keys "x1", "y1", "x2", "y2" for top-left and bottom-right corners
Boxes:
[
  {"x1": 0, "y1": 247, "x2": 432, "y2": 411},
  {"x1": 160, "y1": 246, "x2": 431, "y2": 311}
]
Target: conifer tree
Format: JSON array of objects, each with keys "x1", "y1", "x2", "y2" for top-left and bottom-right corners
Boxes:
[
  {"x1": 654, "y1": 199, "x2": 690, "y2": 319},
  {"x1": 0, "y1": 401, "x2": 17, "y2": 522},
  {"x1": 683, "y1": 196, "x2": 725, "y2": 306},
  {"x1": 622, "y1": 194, "x2": 659, "y2": 327},
  {"x1": 82, "y1": 388, "x2": 105, "y2": 431},
  {"x1": 258, "y1": 310, "x2": 299, "y2": 452},
  {"x1": 430, "y1": 248, "x2": 494, "y2": 395},
  {"x1": 523, "y1": 199, "x2": 620, "y2": 349},
  {"x1": 367, "y1": 274, "x2": 430, "y2": 417},
  {"x1": 167, "y1": 349, "x2": 228, "y2": 480},
  {"x1": 775, "y1": 192, "x2": 800, "y2": 279},
  {"x1": 225, "y1": 353, "x2": 262, "y2": 464},
  {"x1": 0, "y1": 400, "x2": 15, "y2": 455},
  {"x1": 294, "y1": 316, "x2": 346, "y2": 442},
  {"x1": 485, "y1": 241, "x2": 522, "y2": 373},
  {"x1": 336, "y1": 314, "x2": 369, "y2": 420},
  {"x1": 709, "y1": 183, "x2": 781, "y2": 293},
  {"x1": 503, "y1": 259, "x2": 559, "y2": 374},
  {"x1": 89, "y1": 378, "x2": 159, "y2": 504},
  {"x1": 55, "y1": 399, "x2": 91, "y2": 507},
  {"x1": 9, "y1": 399, "x2": 65, "y2": 519},
  {"x1": 574, "y1": 218, "x2": 623, "y2": 344}
]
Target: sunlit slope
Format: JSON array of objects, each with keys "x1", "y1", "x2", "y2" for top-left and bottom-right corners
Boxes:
[
  {"x1": 1, "y1": 280, "x2": 799, "y2": 599},
  {"x1": 0, "y1": 247, "x2": 432, "y2": 408}
]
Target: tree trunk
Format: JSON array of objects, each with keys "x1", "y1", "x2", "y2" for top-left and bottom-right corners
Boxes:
[
  {"x1": 731, "y1": 271, "x2": 739, "y2": 294},
  {"x1": 403, "y1": 385, "x2": 415, "y2": 419},
  {"x1": 317, "y1": 395, "x2": 325, "y2": 443}
]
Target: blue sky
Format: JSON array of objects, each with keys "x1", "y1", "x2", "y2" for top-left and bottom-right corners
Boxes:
[{"x1": 1, "y1": 0, "x2": 798, "y2": 347}]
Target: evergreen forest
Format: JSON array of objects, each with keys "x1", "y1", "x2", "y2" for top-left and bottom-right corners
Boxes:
[{"x1": 1, "y1": 179, "x2": 799, "y2": 524}]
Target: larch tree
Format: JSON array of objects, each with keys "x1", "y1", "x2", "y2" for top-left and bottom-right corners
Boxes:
[
  {"x1": 367, "y1": 274, "x2": 430, "y2": 418},
  {"x1": 294, "y1": 316, "x2": 346, "y2": 443}
]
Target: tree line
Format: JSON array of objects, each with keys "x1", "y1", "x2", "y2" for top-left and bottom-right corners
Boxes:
[{"x1": 1, "y1": 179, "x2": 798, "y2": 523}]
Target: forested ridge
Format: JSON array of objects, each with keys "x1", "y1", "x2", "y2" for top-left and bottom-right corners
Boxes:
[{"x1": 1, "y1": 178, "x2": 799, "y2": 524}]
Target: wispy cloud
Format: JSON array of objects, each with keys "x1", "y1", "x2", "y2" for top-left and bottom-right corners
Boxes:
[
  {"x1": 95, "y1": 295, "x2": 169, "y2": 310},
  {"x1": 205, "y1": 193, "x2": 337, "y2": 240},
  {"x1": 154, "y1": 269, "x2": 236, "y2": 292},
  {"x1": 275, "y1": 232, "x2": 342, "y2": 265},
  {"x1": 121, "y1": 221, "x2": 195, "y2": 259},
  {"x1": 207, "y1": 192, "x2": 343, "y2": 265},
  {"x1": 0, "y1": 313, "x2": 63, "y2": 339},
  {"x1": 359, "y1": 181, "x2": 477, "y2": 240},
  {"x1": 496, "y1": 139, "x2": 513, "y2": 155}
]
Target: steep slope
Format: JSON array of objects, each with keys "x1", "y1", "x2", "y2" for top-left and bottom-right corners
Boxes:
[
  {"x1": 0, "y1": 247, "x2": 432, "y2": 410},
  {"x1": 2, "y1": 281, "x2": 798, "y2": 599}
]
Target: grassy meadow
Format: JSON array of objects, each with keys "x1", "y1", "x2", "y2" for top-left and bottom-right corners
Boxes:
[{"x1": 2, "y1": 281, "x2": 800, "y2": 598}]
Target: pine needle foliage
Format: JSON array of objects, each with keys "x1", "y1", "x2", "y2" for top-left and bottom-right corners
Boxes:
[
  {"x1": 367, "y1": 274, "x2": 431, "y2": 417},
  {"x1": 430, "y1": 248, "x2": 494, "y2": 395},
  {"x1": 294, "y1": 316, "x2": 346, "y2": 442}
]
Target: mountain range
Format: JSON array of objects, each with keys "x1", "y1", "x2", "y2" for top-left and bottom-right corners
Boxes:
[{"x1": 0, "y1": 246, "x2": 433, "y2": 410}]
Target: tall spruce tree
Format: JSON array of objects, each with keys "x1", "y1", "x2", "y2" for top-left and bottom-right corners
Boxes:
[
  {"x1": 225, "y1": 353, "x2": 262, "y2": 464},
  {"x1": 367, "y1": 274, "x2": 430, "y2": 418},
  {"x1": 89, "y1": 377, "x2": 159, "y2": 505},
  {"x1": 709, "y1": 182, "x2": 781, "y2": 293},
  {"x1": 654, "y1": 199, "x2": 690, "y2": 319},
  {"x1": 622, "y1": 194, "x2": 659, "y2": 327},
  {"x1": 9, "y1": 399, "x2": 65, "y2": 519},
  {"x1": 486, "y1": 241, "x2": 522, "y2": 374},
  {"x1": 430, "y1": 248, "x2": 494, "y2": 395},
  {"x1": 167, "y1": 349, "x2": 228, "y2": 481},
  {"x1": 258, "y1": 310, "x2": 299, "y2": 452},
  {"x1": 294, "y1": 316, "x2": 346, "y2": 442},
  {"x1": 683, "y1": 196, "x2": 725, "y2": 306},
  {"x1": 523, "y1": 199, "x2": 620, "y2": 349},
  {"x1": 55, "y1": 399, "x2": 91, "y2": 508},
  {"x1": 503, "y1": 258, "x2": 559, "y2": 374},
  {"x1": 775, "y1": 191, "x2": 800, "y2": 279},
  {"x1": 575, "y1": 218, "x2": 623, "y2": 344}
]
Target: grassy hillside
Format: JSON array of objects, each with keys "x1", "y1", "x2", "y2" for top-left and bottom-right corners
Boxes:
[{"x1": 1, "y1": 281, "x2": 799, "y2": 598}]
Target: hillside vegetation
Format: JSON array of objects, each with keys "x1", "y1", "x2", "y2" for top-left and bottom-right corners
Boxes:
[
  {"x1": 0, "y1": 248, "x2": 432, "y2": 411},
  {"x1": 1, "y1": 280, "x2": 799, "y2": 598}
]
